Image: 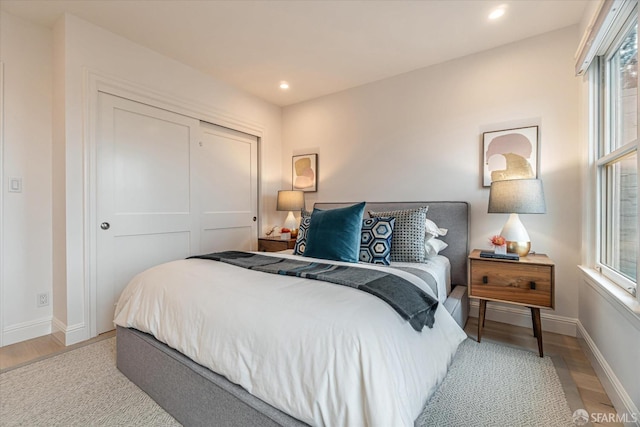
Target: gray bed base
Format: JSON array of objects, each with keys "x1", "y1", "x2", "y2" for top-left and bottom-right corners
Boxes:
[
  {"x1": 116, "y1": 326, "x2": 306, "y2": 427},
  {"x1": 116, "y1": 201, "x2": 469, "y2": 426}
]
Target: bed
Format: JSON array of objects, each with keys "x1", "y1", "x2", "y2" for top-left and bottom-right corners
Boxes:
[{"x1": 115, "y1": 201, "x2": 469, "y2": 426}]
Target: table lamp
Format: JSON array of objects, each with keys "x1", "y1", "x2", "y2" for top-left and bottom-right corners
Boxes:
[
  {"x1": 276, "y1": 190, "x2": 305, "y2": 232},
  {"x1": 488, "y1": 179, "x2": 546, "y2": 256}
]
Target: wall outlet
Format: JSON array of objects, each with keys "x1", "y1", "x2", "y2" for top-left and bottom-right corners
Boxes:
[{"x1": 37, "y1": 292, "x2": 49, "y2": 307}]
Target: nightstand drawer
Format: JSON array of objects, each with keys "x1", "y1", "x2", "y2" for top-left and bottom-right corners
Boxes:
[
  {"x1": 469, "y1": 259, "x2": 553, "y2": 308},
  {"x1": 258, "y1": 238, "x2": 296, "y2": 252}
]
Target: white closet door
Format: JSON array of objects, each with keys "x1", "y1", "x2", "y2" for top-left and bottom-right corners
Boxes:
[
  {"x1": 197, "y1": 122, "x2": 258, "y2": 253},
  {"x1": 96, "y1": 93, "x2": 259, "y2": 334},
  {"x1": 96, "y1": 93, "x2": 200, "y2": 334}
]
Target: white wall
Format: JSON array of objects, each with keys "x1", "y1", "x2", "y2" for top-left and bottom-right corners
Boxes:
[
  {"x1": 282, "y1": 26, "x2": 581, "y2": 334},
  {"x1": 0, "y1": 11, "x2": 283, "y2": 346},
  {"x1": 578, "y1": 272, "x2": 640, "y2": 419},
  {"x1": 0, "y1": 11, "x2": 54, "y2": 345}
]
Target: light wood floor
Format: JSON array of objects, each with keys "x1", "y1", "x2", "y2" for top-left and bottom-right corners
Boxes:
[
  {"x1": 0, "y1": 330, "x2": 115, "y2": 371},
  {"x1": 0, "y1": 320, "x2": 621, "y2": 425}
]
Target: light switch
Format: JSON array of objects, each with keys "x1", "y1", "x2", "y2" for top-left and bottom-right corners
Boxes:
[{"x1": 9, "y1": 177, "x2": 22, "y2": 193}]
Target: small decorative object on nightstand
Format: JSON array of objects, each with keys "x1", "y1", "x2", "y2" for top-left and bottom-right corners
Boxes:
[
  {"x1": 489, "y1": 235, "x2": 507, "y2": 255},
  {"x1": 468, "y1": 249, "x2": 555, "y2": 357},
  {"x1": 258, "y1": 237, "x2": 296, "y2": 252},
  {"x1": 280, "y1": 228, "x2": 291, "y2": 240}
]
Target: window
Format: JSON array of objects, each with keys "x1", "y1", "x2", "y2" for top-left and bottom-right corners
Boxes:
[{"x1": 595, "y1": 12, "x2": 639, "y2": 297}]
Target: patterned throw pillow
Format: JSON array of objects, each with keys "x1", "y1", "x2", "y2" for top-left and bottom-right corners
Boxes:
[
  {"x1": 369, "y1": 206, "x2": 428, "y2": 262},
  {"x1": 293, "y1": 216, "x2": 311, "y2": 255},
  {"x1": 296, "y1": 210, "x2": 395, "y2": 264},
  {"x1": 359, "y1": 217, "x2": 395, "y2": 265}
]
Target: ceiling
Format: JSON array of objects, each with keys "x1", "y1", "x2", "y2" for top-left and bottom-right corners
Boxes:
[{"x1": 0, "y1": 0, "x2": 588, "y2": 106}]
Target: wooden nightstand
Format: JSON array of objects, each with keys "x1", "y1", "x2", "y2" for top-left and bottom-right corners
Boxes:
[
  {"x1": 258, "y1": 237, "x2": 296, "y2": 252},
  {"x1": 468, "y1": 249, "x2": 555, "y2": 357}
]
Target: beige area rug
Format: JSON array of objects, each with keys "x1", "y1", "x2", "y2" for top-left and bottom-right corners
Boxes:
[
  {"x1": 1, "y1": 336, "x2": 581, "y2": 426},
  {"x1": 1, "y1": 337, "x2": 180, "y2": 426},
  {"x1": 417, "y1": 339, "x2": 578, "y2": 426}
]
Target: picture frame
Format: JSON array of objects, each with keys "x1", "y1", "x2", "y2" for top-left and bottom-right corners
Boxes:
[
  {"x1": 482, "y1": 125, "x2": 538, "y2": 187},
  {"x1": 292, "y1": 153, "x2": 318, "y2": 192}
]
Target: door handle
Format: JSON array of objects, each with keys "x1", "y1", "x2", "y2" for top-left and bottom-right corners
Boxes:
[
  {"x1": 100, "y1": 222, "x2": 110, "y2": 230},
  {"x1": 253, "y1": 216, "x2": 257, "y2": 222}
]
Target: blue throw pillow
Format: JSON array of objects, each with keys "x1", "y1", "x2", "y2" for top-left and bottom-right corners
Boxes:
[
  {"x1": 304, "y1": 202, "x2": 366, "y2": 263},
  {"x1": 360, "y1": 217, "x2": 395, "y2": 265}
]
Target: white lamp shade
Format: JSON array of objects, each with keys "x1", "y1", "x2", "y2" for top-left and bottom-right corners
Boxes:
[
  {"x1": 488, "y1": 179, "x2": 546, "y2": 214},
  {"x1": 276, "y1": 190, "x2": 305, "y2": 211}
]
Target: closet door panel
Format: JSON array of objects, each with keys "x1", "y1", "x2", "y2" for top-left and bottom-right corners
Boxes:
[
  {"x1": 96, "y1": 93, "x2": 199, "y2": 334},
  {"x1": 197, "y1": 122, "x2": 258, "y2": 253}
]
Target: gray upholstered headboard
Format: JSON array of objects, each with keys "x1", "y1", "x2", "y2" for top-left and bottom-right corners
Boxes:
[{"x1": 313, "y1": 202, "x2": 469, "y2": 288}]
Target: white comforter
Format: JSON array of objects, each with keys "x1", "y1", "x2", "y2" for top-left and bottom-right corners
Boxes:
[{"x1": 114, "y1": 252, "x2": 467, "y2": 426}]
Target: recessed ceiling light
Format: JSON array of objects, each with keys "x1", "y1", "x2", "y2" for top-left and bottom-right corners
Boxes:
[
  {"x1": 488, "y1": 5, "x2": 506, "y2": 20},
  {"x1": 279, "y1": 82, "x2": 290, "y2": 90}
]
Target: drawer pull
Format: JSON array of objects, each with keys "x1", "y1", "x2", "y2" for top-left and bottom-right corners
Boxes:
[
  {"x1": 482, "y1": 276, "x2": 488, "y2": 284},
  {"x1": 530, "y1": 281, "x2": 536, "y2": 290}
]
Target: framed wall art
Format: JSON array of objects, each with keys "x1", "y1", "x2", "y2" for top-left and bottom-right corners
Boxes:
[
  {"x1": 292, "y1": 153, "x2": 317, "y2": 192},
  {"x1": 482, "y1": 125, "x2": 538, "y2": 187}
]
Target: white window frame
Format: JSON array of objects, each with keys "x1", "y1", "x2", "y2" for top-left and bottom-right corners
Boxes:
[{"x1": 591, "y1": 7, "x2": 640, "y2": 300}]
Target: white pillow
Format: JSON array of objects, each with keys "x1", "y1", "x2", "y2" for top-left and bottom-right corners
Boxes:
[
  {"x1": 425, "y1": 238, "x2": 448, "y2": 258},
  {"x1": 425, "y1": 219, "x2": 448, "y2": 241}
]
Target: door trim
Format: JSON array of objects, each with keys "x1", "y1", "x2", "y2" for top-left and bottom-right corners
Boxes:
[
  {"x1": 0, "y1": 62, "x2": 4, "y2": 346},
  {"x1": 80, "y1": 69, "x2": 265, "y2": 340}
]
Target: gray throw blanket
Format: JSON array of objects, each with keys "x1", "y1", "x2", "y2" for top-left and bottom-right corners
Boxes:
[{"x1": 188, "y1": 251, "x2": 438, "y2": 331}]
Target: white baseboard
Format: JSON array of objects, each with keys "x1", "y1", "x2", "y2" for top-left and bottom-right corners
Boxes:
[
  {"x1": 469, "y1": 300, "x2": 578, "y2": 337},
  {"x1": 2, "y1": 316, "x2": 52, "y2": 346},
  {"x1": 51, "y1": 317, "x2": 88, "y2": 346},
  {"x1": 577, "y1": 321, "x2": 640, "y2": 426}
]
